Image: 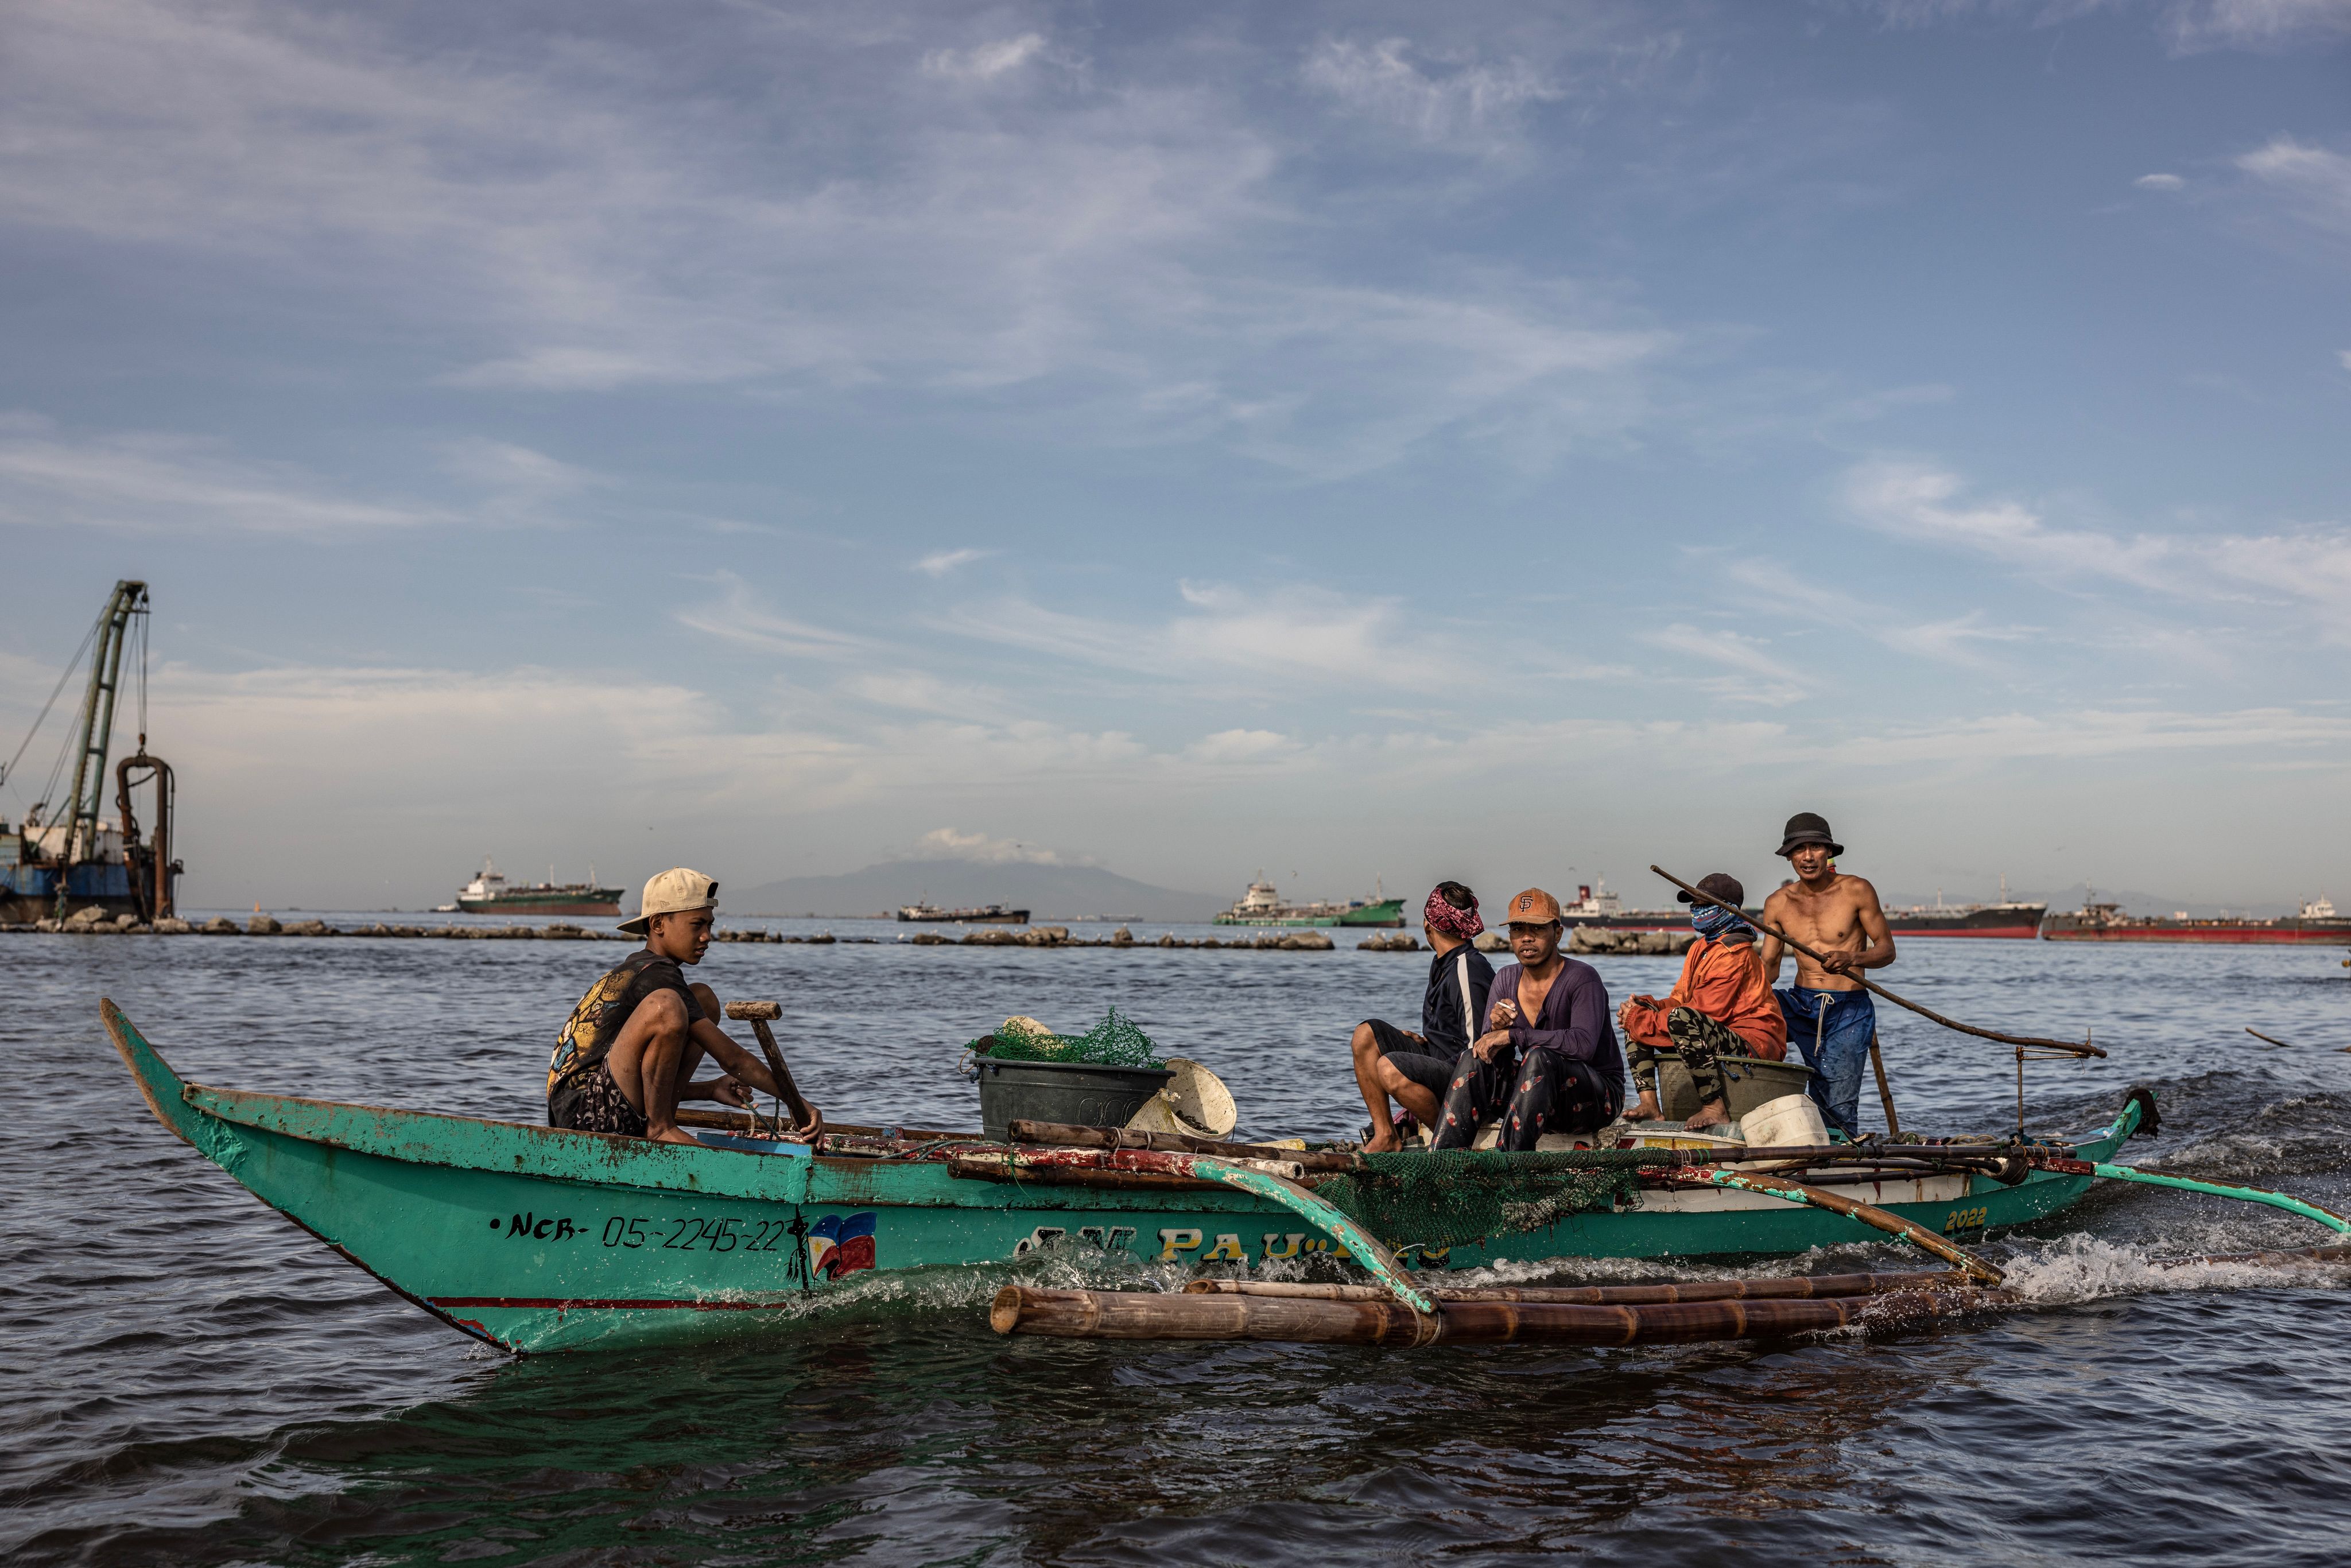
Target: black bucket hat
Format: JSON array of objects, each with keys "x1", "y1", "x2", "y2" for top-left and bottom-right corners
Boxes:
[
  {"x1": 1676, "y1": 872, "x2": 1746, "y2": 908},
  {"x1": 1775, "y1": 812, "x2": 1843, "y2": 859}
]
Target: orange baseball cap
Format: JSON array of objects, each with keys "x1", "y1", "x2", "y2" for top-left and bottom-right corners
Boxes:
[{"x1": 1505, "y1": 887, "x2": 1562, "y2": 925}]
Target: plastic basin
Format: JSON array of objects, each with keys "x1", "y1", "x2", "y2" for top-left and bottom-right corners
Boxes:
[{"x1": 974, "y1": 1056, "x2": 1174, "y2": 1142}]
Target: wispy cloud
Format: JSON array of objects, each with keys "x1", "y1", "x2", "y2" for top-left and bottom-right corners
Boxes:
[
  {"x1": 0, "y1": 415, "x2": 456, "y2": 535},
  {"x1": 2235, "y1": 136, "x2": 2351, "y2": 243},
  {"x1": 0, "y1": 1, "x2": 1688, "y2": 476},
  {"x1": 1186, "y1": 727, "x2": 1299, "y2": 763},
  {"x1": 899, "y1": 826, "x2": 1065, "y2": 863},
  {"x1": 913, "y1": 547, "x2": 990, "y2": 577},
  {"x1": 1825, "y1": 705, "x2": 2351, "y2": 767},
  {"x1": 946, "y1": 579, "x2": 1479, "y2": 693},
  {"x1": 1640, "y1": 622, "x2": 1810, "y2": 705},
  {"x1": 1302, "y1": 37, "x2": 1563, "y2": 152},
  {"x1": 2163, "y1": 0, "x2": 2351, "y2": 52},
  {"x1": 675, "y1": 570, "x2": 880, "y2": 661},
  {"x1": 1722, "y1": 557, "x2": 2033, "y2": 673},
  {"x1": 1842, "y1": 459, "x2": 2351, "y2": 638},
  {"x1": 2134, "y1": 172, "x2": 2185, "y2": 191},
  {"x1": 1857, "y1": 0, "x2": 2351, "y2": 52},
  {"x1": 921, "y1": 34, "x2": 1053, "y2": 83}
]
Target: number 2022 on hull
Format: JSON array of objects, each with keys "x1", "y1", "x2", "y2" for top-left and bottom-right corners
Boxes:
[{"x1": 103, "y1": 1001, "x2": 2135, "y2": 1354}]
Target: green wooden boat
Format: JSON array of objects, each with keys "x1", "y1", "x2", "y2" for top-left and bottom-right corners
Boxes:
[{"x1": 105, "y1": 1000, "x2": 2141, "y2": 1354}]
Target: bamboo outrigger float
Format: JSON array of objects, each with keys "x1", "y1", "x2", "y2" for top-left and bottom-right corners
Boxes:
[{"x1": 114, "y1": 997, "x2": 2329, "y2": 1356}]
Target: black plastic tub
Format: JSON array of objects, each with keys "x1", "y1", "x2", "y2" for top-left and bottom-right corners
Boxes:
[{"x1": 974, "y1": 1056, "x2": 1174, "y2": 1143}]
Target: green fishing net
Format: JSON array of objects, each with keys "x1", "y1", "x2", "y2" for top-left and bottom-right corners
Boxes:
[
  {"x1": 1316, "y1": 1151, "x2": 1644, "y2": 1251},
  {"x1": 973, "y1": 1007, "x2": 1165, "y2": 1069}
]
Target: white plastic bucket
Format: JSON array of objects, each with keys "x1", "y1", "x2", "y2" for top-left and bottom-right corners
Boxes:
[
  {"x1": 1124, "y1": 1057, "x2": 1239, "y2": 1140},
  {"x1": 1741, "y1": 1093, "x2": 1828, "y2": 1148}
]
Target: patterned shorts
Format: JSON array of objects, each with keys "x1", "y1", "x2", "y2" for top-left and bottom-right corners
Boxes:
[{"x1": 551, "y1": 1059, "x2": 649, "y2": 1138}]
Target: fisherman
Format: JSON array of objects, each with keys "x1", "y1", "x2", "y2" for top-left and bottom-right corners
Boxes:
[
  {"x1": 545, "y1": 868, "x2": 822, "y2": 1146},
  {"x1": 1347, "y1": 881, "x2": 1496, "y2": 1152},
  {"x1": 1618, "y1": 872, "x2": 1787, "y2": 1128},
  {"x1": 1760, "y1": 813, "x2": 1895, "y2": 1137},
  {"x1": 1434, "y1": 887, "x2": 1624, "y2": 1149}
]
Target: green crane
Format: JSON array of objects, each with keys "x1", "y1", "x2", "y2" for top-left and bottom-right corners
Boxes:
[{"x1": 64, "y1": 580, "x2": 149, "y2": 868}]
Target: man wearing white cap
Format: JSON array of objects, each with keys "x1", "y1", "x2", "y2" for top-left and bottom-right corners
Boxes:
[{"x1": 545, "y1": 868, "x2": 820, "y2": 1146}]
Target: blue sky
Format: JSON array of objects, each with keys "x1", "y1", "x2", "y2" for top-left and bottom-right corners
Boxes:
[{"x1": 2, "y1": 0, "x2": 2346, "y2": 913}]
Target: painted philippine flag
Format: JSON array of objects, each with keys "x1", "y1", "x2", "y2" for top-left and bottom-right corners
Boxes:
[{"x1": 807, "y1": 1212, "x2": 877, "y2": 1279}]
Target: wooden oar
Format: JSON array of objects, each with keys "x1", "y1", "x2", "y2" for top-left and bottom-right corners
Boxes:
[
  {"x1": 723, "y1": 1000, "x2": 822, "y2": 1139},
  {"x1": 2246, "y1": 1027, "x2": 2295, "y2": 1049},
  {"x1": 1651, "y1": 864, "x2": 2105, "y2": 1058}
]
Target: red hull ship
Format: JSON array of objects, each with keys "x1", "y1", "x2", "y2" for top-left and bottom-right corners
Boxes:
[
  {"x1": 2043, "y1": 897, "x2": 2349, "y2": 946},
  {"x1": 1554, "y1": 882, "x2": 2047, "y2": 939}
]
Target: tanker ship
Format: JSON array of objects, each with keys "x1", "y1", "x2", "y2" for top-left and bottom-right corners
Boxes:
[
  {"x1": 897, "y1": 902, "x2": 1030, "y2": 923},
  {"x1": 1552, "y1": 879, "x2": 2043, "y2": 938},
  {"x1": 452, "y1": 858, "x2": 623, "y2": 917},
  {"x1": 2043, "y1": 895, "x2": 2349, "y2": 946},
  {"x1": 1215, "y1": 874, "x2": 1405, "y2": 927}
]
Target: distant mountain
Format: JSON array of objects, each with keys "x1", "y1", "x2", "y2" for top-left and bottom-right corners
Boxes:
[{"x1": 730, "y1": 858, "x2": 1224, "y2": 922}]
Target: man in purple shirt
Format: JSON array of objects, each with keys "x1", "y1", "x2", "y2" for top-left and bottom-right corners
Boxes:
[{"x1": 1434, "y1": 887, "x2": 1625, "y2": 1150}]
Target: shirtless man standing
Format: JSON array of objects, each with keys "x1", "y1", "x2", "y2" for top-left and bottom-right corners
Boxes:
[{"x1": 1759, "y1": 813, "x2": 1895, "y2": 1138}]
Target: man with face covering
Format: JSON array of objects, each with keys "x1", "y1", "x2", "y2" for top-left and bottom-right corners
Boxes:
[{"x1": 1346, "y1": 881, "x2": 1495, "y2": 1151}]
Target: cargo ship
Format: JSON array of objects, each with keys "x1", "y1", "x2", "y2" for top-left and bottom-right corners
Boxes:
[
  {"x1": 453, "y1": 858, "x2": 623, "y2": 917},
  {"x1": 897, "y1": 902, "x2": 1030, "y2": 923},
  {"x1": 1215, "y1": 874, "x2": 1405, "y2": 927},
  {"x1": 1882, "y1": 878, "x2": 2047, "y2": 938},
  {"x1": 1551, "y1": 879, "x2": 2043, "y2": 939},
  {"x1": 2043, "y1": 894, "x2": 2349, "y2": 946},
  {"x1": 1553, "y1": 881, "x2": 1709, "y2": 932}
]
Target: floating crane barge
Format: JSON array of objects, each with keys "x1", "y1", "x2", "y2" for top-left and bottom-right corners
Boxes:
[{"x1": 2, "y1": 580, "x2": 181, "y2": 924}]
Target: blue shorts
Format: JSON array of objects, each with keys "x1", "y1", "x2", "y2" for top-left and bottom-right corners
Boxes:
[{"x1": 1776, "y1": 987, "x2": 1876, "y2": 1136}]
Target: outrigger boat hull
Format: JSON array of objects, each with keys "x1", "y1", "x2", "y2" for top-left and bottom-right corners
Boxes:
[{"x1": 105, "y1": 1002, "x2": 2137, "y2": 1354}]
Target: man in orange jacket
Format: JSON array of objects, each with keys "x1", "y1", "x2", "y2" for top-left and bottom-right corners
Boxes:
[{"x1": 1617, "y1": 872, "x2": 1787, "y2": 1128}]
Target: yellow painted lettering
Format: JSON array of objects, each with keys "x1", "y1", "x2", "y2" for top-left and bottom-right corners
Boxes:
[
  {"x1": 1201, "y1": 1233, "x2": 1245, "y2": 1262},
  {"x1": 1261, "y1": 1232, "x2": 1304, "y2": 1260},
  {"x1": 1155, "y1": 1227, "x2": 1204, "y2": 1261}
]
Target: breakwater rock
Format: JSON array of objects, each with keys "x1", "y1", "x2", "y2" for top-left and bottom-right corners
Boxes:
[
  {"x1": 1469, "y1": 928, "x2": 1696, "y2": 956},
  {"x1": 3, "y1": 914, "x2": 1359, "y2": 950}
]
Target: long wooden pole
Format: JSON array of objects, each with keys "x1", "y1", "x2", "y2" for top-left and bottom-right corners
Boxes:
[
  {"x1": 1664, "y1": 1167, "x2": 2004, "y2": 1283},
  {"x1": 1008, "y1": 1119, "x2": 2070, "y2": 1172},
  {"x1": 991, "y1": 1285, "x2": 2014, "y2": 1346},
  {"x1": 1651, "y1": 864, "x2": 2105, "y2": 1058},
  {"x1": 1869, "y1": 1034, "x2": 1902, "y2": 1136},
  {"x1": 1182, "y1": 1269, "x2": 1968, "y2": 1305}
]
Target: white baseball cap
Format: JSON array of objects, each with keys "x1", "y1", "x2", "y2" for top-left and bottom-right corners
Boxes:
[{"x1": 618, "y1": 867, "x2": 719, "y2": 936}]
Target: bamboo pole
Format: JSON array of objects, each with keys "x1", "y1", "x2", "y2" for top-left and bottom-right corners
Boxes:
[
  {"x1": 1010, "y1": 1119, "x2": 1367, "y2": 1172},
  {"x1": 990, "y1": 1285, "x2": 2014, "y2": 1346},
  {"x1": 1663, "y1": 1167, "x2": 2004, "y2": 1283},
  {"x1": 1010, "y1": 1120, "x2": 2062, "y2": 1172},
  {"x1": 1868, "y1": 1033, "x2": 1902, "y2": 1137},
  {"x1": 2030, "y1": 1159, "x2": 2351, "y2": 1237},
  {"x1": 1181, "y1": 1268, "x2": 1968, "y2": 1305},
  {"x1": 948, "y1": 1158, "x2": 1226, "y2": 1194},
  {"x1": 1651, "y1": 864, "x2": 2105, "y2": 1058}
]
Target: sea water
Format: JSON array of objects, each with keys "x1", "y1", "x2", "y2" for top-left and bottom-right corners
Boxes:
[{"x1": 5, "y1": 922, "x2": 2349, "y2": 1565}]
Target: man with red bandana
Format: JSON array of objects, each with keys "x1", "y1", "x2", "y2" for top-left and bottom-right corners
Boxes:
[{"x1": 1347, "y1": 881, "x2": 1495, "y2": 1152}]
